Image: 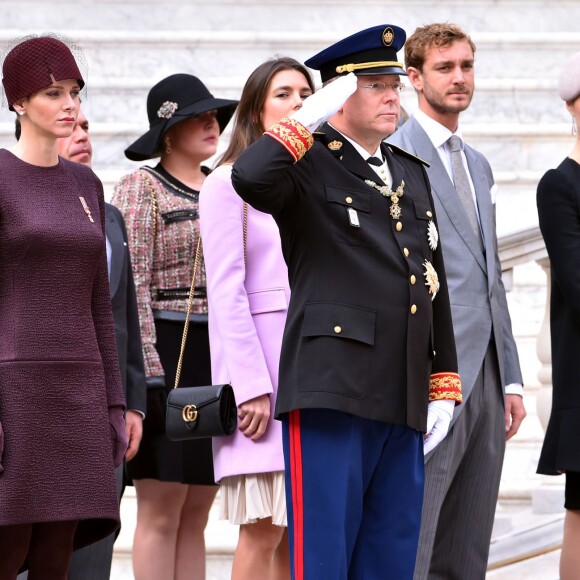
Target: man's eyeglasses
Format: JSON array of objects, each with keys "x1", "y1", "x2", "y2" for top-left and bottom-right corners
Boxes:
[{"x1": 359, "y1": 81, "x2": 405, "y2": 94}]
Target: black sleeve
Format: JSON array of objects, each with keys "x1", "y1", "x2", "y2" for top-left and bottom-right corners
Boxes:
[{"x1": 537, "y1": 168, "x2": 580, "y2": 326}]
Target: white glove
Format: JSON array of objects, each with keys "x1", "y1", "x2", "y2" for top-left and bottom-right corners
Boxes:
[
  {"x1": 424, "y1": 400, "x2": 455, "y2": 455},
  {"x1": 291, "y1": 72, "x2": 358, "y2": 133}
]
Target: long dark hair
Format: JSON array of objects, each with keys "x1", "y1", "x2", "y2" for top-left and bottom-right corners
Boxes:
[{"x1": 218, "y1": 56, "x2": 314, "y2": 165}]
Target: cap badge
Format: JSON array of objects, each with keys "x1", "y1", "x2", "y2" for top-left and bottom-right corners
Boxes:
[
  {"x1": 327, "y1": 140, "x2": 343, "y2": 151},
  {"x1": 157, "y1": 101, "x2": 179, "y2": 119},
  {"x1": 382, "y1": 27, "x2": 394, "y2": 47}
]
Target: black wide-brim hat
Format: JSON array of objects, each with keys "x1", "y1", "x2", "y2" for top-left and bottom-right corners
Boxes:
[{"x1": 125, "y1": 73, "x2": 238, "y2": 162}]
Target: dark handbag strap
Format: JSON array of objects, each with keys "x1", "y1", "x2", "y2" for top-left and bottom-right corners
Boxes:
[{"x1": 174, "y1": 200, "x2": 248, "y2": 390}]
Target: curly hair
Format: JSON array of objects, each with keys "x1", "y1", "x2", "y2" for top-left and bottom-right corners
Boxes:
[{"x1": 404, "y1": 23, "x2": 476, "y2": 71}]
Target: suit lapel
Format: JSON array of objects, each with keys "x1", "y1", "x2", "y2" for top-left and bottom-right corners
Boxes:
[
  {"x1": 407, "y1": 118, "x2": 487, "y2": 273},
  {"x1": 465, "y1": 147, "x2": 495, "y2": 284},
  {"x1": 105, "y1": 207, "x2": 124, "y2": 298}
]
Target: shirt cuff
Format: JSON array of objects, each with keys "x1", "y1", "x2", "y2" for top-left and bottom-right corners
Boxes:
[
  {"x1": 504, "y1": 383, "x2": 524, "y2": 397},
  {"x1": 128, "y1": 409, "x2": 146, "y2": 419}
]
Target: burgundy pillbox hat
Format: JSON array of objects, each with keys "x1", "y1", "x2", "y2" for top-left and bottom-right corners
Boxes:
[{"x1": 2, "y1": 36, "x2": 85, "y2": 110}]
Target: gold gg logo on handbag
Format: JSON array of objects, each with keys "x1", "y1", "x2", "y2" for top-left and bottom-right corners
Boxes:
[{"x1": 182, "y1": 404, "x2": 198, "y2": 423}]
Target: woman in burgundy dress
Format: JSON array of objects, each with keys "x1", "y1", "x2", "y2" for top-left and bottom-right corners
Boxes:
[{"x1": 0, "y1": 35, "x2": 127, "y2": 579}]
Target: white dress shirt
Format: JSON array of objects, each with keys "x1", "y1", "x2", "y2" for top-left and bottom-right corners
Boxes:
[{"x1": 328, "y1": 124, "x2": 394, "y2": 187}]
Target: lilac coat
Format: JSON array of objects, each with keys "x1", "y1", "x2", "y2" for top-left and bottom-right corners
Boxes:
[{"x1": 200, "y1": 165, "x2": 289, "y2": 483}]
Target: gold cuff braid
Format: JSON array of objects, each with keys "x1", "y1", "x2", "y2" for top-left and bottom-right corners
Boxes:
[
  {"x1": 265, "y1": 118, "x2": 314, "y2": 162},
  {"x1": 429, "y1": 372, "x2": 462, "y2": 404}
]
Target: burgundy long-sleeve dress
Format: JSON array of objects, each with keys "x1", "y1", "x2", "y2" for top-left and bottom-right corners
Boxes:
[{"x1": 0, "y1": 149, "x2": 125, "y2": 550}]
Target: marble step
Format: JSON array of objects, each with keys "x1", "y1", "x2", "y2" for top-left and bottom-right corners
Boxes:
[
  {"x1": 0, "y1": 29, "x2": 576, "y2": 83},
  {"x1": 2, "y1": 0, "x2": 579, "y2": 34},
  {"x1": 0, "y1": 120, "x2": 570, "y2": 177},
  {"x1": 0, "y1": 75, "x2": 568, "y2": 127},
  {"x1": 111, "y1": 488, "x2": 237, "y2": 580}
]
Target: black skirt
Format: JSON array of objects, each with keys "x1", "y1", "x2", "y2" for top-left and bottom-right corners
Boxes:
[{"x1": 126, "y1": 316, "x2": 216, "y2": 485}]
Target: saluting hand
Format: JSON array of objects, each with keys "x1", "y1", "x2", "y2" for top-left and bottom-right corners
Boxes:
[
  {"x1": 237, "y1": 394, "x2": 271, "y2": 442},
  {"x1": 291, "y1": 72, "x2": 358, "y2": 133}
]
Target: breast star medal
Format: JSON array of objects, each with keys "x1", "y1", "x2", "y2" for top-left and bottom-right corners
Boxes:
[
  {"x1": 427, "y1": 220, "x2": 439, "y2": 251},
  {"x1": 423, "y1": 260, "x2": 440, "y2": 301},
  {"x1": 365, "y1": 179, "x2": 405, "y2": 219}
]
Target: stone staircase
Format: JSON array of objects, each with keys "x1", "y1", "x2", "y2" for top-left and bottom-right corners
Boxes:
[{"x1": 1, "y1": 1, "x2": 579, "y2": 577}]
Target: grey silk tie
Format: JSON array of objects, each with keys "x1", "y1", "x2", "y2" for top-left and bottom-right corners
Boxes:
[{"x1": 448, "y1": 135, "x2": 483, "y2": 245}]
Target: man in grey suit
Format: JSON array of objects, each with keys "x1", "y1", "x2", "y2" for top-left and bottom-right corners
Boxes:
[
  {"x1": 389, "y1": 23, "x2": 526, "y2": 579},
  {"x1": 60, "y1": 111, "x2": 147, "y2": 579}
]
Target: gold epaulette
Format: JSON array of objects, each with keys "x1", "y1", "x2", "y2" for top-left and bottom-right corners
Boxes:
[
  {"x1": 387, "y1": 143, "x2": 430, "y2": 167},
  {"x1": 429, "y1": 372, "x2": 462, "y2": 404}
]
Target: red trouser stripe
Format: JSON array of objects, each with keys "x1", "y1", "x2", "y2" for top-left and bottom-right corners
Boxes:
[{"x1": 289, "y1": 410, "x2": 304, "y2": 580}]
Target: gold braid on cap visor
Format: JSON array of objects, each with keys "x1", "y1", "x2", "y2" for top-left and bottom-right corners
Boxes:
[{"x1": 336, "y1": 61, "x2": 404, "y2": 74}]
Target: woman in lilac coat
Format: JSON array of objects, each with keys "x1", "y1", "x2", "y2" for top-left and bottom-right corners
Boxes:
[{"x1": 200, "y1": 58, "x2": 314, "y2": 580}]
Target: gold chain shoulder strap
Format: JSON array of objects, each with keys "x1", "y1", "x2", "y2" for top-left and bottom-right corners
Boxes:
[
  {"x1": 174, "y1": 238, "x2": 202, "y2": 389},
  {"x1": 222, "y1": 162, "x2": 248, "y2": 263},
  {"x1": 173, "y1": 175, "x2": 248, "y2": 389},
  {"x1": 243, "y1": 201, "x2": 248, "y2": 263}
]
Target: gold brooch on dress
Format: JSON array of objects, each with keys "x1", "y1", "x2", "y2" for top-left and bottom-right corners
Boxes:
[
  {"x1": 365, "y1": 179, "x2": 405, "y2": 219},
  {"x1": 427, "y1": 220, "x2": 439, "y2": 251},
  {"x1": 423, "y1": 260, "x2": 439, "y2": 301},
  {"x1": 79, "y1": 197, "x2": 94, "y2": 223}
]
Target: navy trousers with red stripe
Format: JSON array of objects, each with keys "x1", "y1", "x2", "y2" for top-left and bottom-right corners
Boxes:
[{"x1": 282, "y1": 408, "x2": 424, "y2": 580}]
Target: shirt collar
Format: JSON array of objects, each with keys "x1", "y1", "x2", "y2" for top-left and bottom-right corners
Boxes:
[
  {"x1": 327, "y1": 123, "x2": 383, "y2": 163},
  {"x1": 413, "y1": 108, "x2": 464, "y2": 150}
]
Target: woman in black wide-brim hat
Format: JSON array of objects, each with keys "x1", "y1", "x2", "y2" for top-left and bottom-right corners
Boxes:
[{"x1": 112, "y1": 73, "x2": 237, "y2": 580}]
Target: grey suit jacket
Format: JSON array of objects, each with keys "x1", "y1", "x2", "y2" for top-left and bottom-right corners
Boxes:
[{"x1": 389, "y1": 117, "x2": 522, "y2": 415}]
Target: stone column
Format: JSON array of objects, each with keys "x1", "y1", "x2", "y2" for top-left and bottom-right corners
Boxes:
[
  {"x1": 535, "y1": 257, "x2": 552, "y2": 431},
  {"x1": 532, "y1": 258, "x2": 564, "y2": 513}
]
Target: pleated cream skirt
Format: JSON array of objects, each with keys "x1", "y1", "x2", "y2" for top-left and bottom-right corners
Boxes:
[{"x1": 219, "y1": 470, "x2": 287, "y2": 526}]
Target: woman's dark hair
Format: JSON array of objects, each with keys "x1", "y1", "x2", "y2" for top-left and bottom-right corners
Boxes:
[{"x1": 217, "y1": 57, "x2": 314, "y2": 165}]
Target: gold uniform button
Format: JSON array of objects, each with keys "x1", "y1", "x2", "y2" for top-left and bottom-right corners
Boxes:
[
  {"x1": 410, "y1": 275, "x2": 416, "y2": 285},
  {"x1": 396, "y1": 221, "x2": 403, "y2": 232},
  {"x1": 345, "y1": 196, "x2": 353, "y2": 204},
  {"x1": 410, "y1": 304, "x2": 417, "y2": 314},
  {"x1": 334, "y1": 325, "x2": 342, "y2": 334},
  {"x1": 426, "y1": 210, "x2": 433, "y2": 218},
  {"x1": 403, "y1": 247, "x2": 409, "y2": 257}
]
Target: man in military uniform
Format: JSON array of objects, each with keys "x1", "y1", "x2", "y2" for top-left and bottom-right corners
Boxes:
[{"x1": 232, "y1": 24, "x2": 462, "y2": 580}]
